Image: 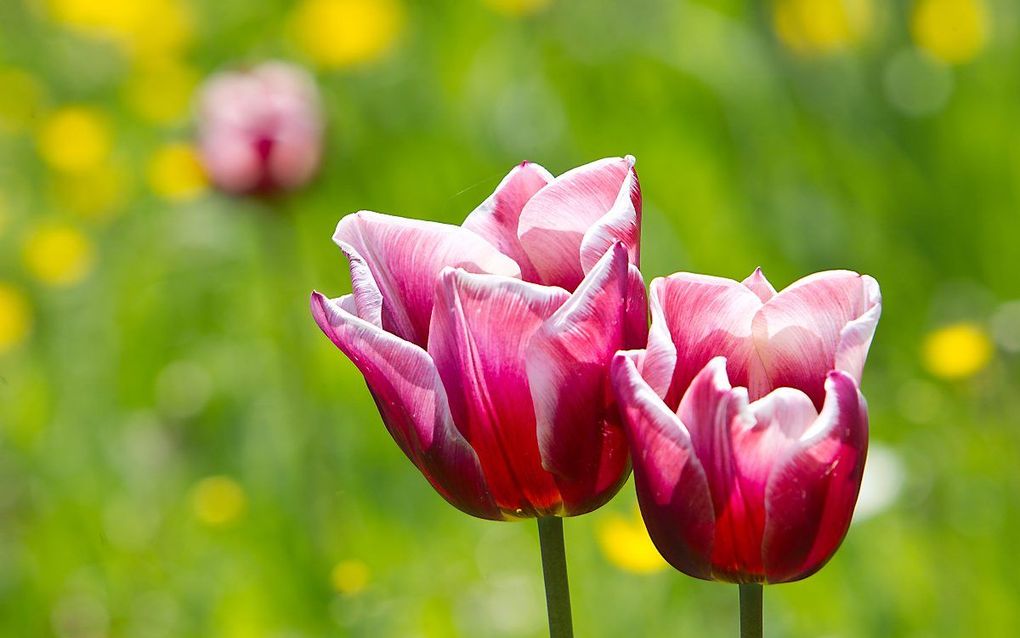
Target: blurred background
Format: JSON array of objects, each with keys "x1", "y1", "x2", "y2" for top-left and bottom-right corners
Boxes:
[{"x1": 1, "y1": 0, "x2": 1018, "y2": 636}]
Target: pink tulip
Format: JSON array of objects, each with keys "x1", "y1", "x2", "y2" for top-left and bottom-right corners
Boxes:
[
  {"x1": 196, "y1": 61, "x2": 323, "y2": 195},
  {"x1": 611, "y1": 268, "x2": 880, "y2": 583},
  {"x1": 312, "y1": 157, "x2": 645, "y2": 520}
]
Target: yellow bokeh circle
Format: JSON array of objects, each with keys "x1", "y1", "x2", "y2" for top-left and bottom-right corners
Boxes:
[
  {"x1": 147, "y1": 143, "x2": 208, "y2": 202},
  {"x1": 38, "y1": 107, "x2": 111, "y2": 174},
  {"x1": 596, "y1": 511, "x2": 668, "y2": 575},
  {"x1": 192, "y1": 476, "x2": 247, "y2": 528},
  {"x1": 290, "y1": 0, "x2": 404, "y2": 68},
  {"x1": 484, "y1": 0, "x2": 552, "y2": 17},
  {"x1": 911, "y1": 0, "x2": 988, "y2": 64},
  {"x1": 23, "y1": 224, "x2": 96, "y2": 287},
  {"x1": 922, "y1": 322, "x2": 993, "y2": 380},
  {"x1": 331, "y1": 559, "x2": 370, "y2": 595},
  {"x1": 773, "y1": 0, "x2": 874, "y2": 56},
  {"x1": 0, "y1": 283, "x2": 32, "y2": 353}
]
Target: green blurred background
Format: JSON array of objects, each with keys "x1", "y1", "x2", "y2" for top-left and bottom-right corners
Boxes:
[{"x1": 1, "y1": 0, "x2": 1018, "y2": 636}]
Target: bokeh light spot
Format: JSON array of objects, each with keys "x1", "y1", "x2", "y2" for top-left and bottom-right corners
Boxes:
[
  {"x1": 331, "y1": 559, "x2": 371, "y2": 595},
  {"x1": 37, "y1": 107, "x2": 111, "y2": 174},
  {"x1": 883, "y1": 48, "x2": 953, "y2": 117},
  {"x1": 596, "y1": 510, "x2": 668, "y2": 574},
  {"x1": 123, "y1": 60, "x2": 198, "y2": 125},
  {"x1": 922, "y1": 322, "x2": 993, "y2": 380},
  {"x1": 0, "y1": 67, "x2": 46, "y2": 133},
  {"x1": 23, "y1": 223, "x2": 96, "y2": 287},
  {"x1": 47, "y1": 0, "x2": 194, "y2": 61},
  {"x1": 147, "y1": 143, "x2": 208, "y2": 202},
  {"x1": 290, "y1": 0, "x2": 404, "y2": 68},
  {"x1": 911, "y1": 0, "x2": 988, "y2": 64},
  {"x1": 483, "y1": 0, "x2": 552, "y2": 17},
  {"x1": 772, "y1": 0, "x2": 873, "y2": 56},
  {"x1": 53, "y1": 162, "x2": 130, "y2": 221},
  {"x1": 0, "y1": 283, "x2": 32, "y2": 353},
  {"x1": 191, "y1": 476, "x2": 246, "y2": 527}
]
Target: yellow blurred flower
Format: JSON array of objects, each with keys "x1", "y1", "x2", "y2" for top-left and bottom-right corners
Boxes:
[
  {"x1": 47, "y1": 0, "x2": 193, "y2": 60},
  {"x1": 123, "y1": 59, "x2": 199, "y2": 125},
  {"x1": 0, "y1": 67, "x2": 45, "y2": 133},
  {"x1": 192, "y1": 476, "x2": 246, "y2": 527},
  {"x1": 596, "y1": 510, "x2": 668, "y2": 574},
  {"x1": 911, "y1": 0, "x2": 988, "y2": 64},
  {"x1": 23, "y1": 224, "x2": 96, "y2": 287},
  {"x1": 53, "y1": 162, "x2": 130, "y2": 221},
  {"x1": 331, "y1": 559, "x2": 370, "y2": 595},
  {"x1": 37, "y1": 107, "x2": 111, "y2": 174},
  {"x1": 922, "y1": 322, "x2": 993, "y2": 379},
  {"x1": 0, "y1": 283, "x2": 32, "y2": 354},
  {"x1": 290, "y1": 0, "x2": 404, "y2": 68},
  {"x1": 484, "y1": 0, "x2": 552, "y2": 17},
  {"x1": 147, "y1": 143, "x2": 208, "y2": 202},
  {"x1": 772, "y1": 0, "x2": 873, "y2": 56}
]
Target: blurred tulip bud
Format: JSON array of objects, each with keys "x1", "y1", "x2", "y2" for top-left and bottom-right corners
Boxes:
[{"x1": 196, "y1": 61, "x2": 324, "y2": 195}]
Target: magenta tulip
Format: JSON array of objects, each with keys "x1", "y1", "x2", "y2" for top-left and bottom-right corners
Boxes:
[
  {"x1": 611, "y1": 268, "x2": 881, "y2": 583},
  {"x1": 196, "y1": 61, "x2": 323, "y2": 195},
  {"x1": 311, "y1": 156, "x2": 645, "y2": 520}
]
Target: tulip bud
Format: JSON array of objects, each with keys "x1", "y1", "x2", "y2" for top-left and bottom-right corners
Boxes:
[
  {"x1": 312, "y1": 157, "x2": 644, "y2": 519},
  {"x1": 196, "y1": 61, "x2": 323, "y2": 195},
  {"x1": 612, "y1": 268, "x2": 881, "y2": 583}
]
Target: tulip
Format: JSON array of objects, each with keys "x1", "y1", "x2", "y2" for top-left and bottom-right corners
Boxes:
[
  {"x1": 611, "y1": 268, "x2": 881, "y2": 586},
  {"x1": 312, "y1": 156, "x2": 643, "y2": 637},
  {"x1": 196, "y1": 61, "x2": 323, "y2": 195},
  {"x1": 311, "y1": 156, "x2": 644, "y2": 519}
]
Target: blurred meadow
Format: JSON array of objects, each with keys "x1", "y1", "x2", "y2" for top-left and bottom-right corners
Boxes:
[{"x1": 1, "y1": 0, "x2": 1019, "y2": 636}]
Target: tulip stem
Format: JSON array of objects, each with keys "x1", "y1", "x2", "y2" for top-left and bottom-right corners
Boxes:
[
  {"x1": 537, "y1": 517, "x2": 574, "y2": 638},
  {"x1": 739, "y1": 584, "x2": 763, "y2": 638}
]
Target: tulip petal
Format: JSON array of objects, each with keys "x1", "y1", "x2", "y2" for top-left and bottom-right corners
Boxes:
[
  {"x1": 462, "y1": 161, "x2": 554, "y2": 282},
  {"x1": 578, "y1": 163, "x2": 642, "y2": 272},
  {"x1": 518, "y1": 156, "x2": 640, "y2": 290},
  {"x1": 742, "y1": 267, "x2": 777, "y2": 303},
  {"x1": 526, "y1": 244, "x2": 631, "y2": 514},
  {"x1": 677, "y1": 358, "x2": 766, "y2": 581},
  {"x1": 334, "y1": 211, "x2": 521, "y2": 348},
  {"x1": 752, "y1": 271, "x2": 880, "y2": 407},
  {"x1": 427, "y1": 269, "x2": 570, "y2": 516},
  {"x1": 651, "y1": 274, "x2": 765, "y2": 409},
  {"x1": 611, "y1": 352, "x2": 715, "y2": 580},
  {"x1": 761, "y1": 371, "x2": 868, "y2": 583},
  {"x1": 309, "y1": 291, "x2": 501, "y2": 520}
]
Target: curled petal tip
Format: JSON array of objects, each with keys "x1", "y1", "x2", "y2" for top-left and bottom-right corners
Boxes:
[{"x1": 624, "y1": 154, "x2": 636, "y2": 167}]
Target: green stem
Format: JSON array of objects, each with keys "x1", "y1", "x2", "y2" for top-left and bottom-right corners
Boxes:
[
  {"x1": 537, "y1": 517, "x2": 574, "y2": 638},
  {"x1": 739, "y1": 583, "x2": 763, "y2": 638}
]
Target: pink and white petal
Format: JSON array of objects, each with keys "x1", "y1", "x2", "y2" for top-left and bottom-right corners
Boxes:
[
  {"x1": 834, "y1": 275, "x2": 882, "y2": 384},
  {"x1": 335, "y1": 242, "x2": 383, "y2": 327},
  {"x1": 427, "y1": 268, "x2": 569, "y2": 516},
  {"x1": 652, "y1": 274, "x2": 763, "y2": 409},
  {"x1": 676, "y1": 358, "x2": 768, "y2": 580},
  {"x1": 462, "y1": 161, "x2": 554, "y2": 282},
  {"x1": 761, "y1": 371, "x2": 869, "y2": 583},
  {"x1": 751, "y1": 270, "x2": 876, "y2": 407},
  {"x1": 334, "y1": 211, "x2": 521, "y2": 348},
  {"x1": 517, "y1": 156, "x2": 639, "y2": 290},
  {"x1": 611, "y1": 352, "x2": 715, "y2": 580},
  {"x1": 309, "y1": 291, "x2": 501, "y2": 520},
  {"x1": 526, "y1": 244, "x2": 630, "y2": 511},
  {"x1": 639, "y1": 277, "x2": 678, "y2": 400},
  {"x1": 742, "y1": 267, "x2": 777, "y2": 303},
  {"x1": 730, "y1": 387, "x2": 819, "y2": 557},
  {"x1": 578, "y1": 164, "x2": 642, "y2": 273}
]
